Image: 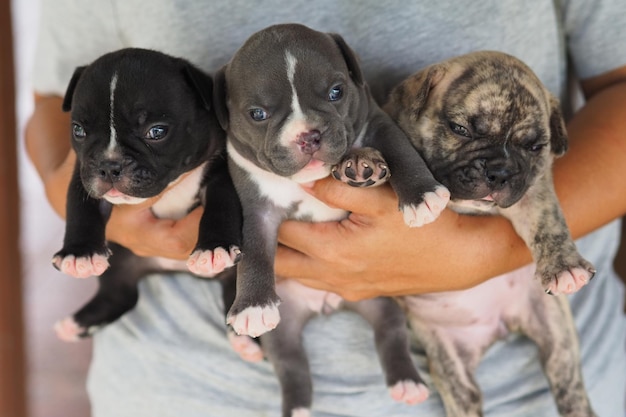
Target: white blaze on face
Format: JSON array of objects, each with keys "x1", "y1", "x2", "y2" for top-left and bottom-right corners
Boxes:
[
  {"x1": 107, "y1": 72, "x2": 119, "y2": 158},
  {"x1": 279, "y1": 51, "x2": 309, "y2": 147}
]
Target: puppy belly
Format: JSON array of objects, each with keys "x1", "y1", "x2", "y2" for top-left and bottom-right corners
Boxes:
[
  {"x1": 404, "y1": 264, "x2": 536, "y2": 345},
  {"x1": 276, "y1": 279, "x2": 343, "y2": 314}
]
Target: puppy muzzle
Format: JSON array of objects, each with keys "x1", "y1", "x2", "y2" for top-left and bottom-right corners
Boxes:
[{"x1": 436, "y1": 158, "x2": 529, "y2": 208}]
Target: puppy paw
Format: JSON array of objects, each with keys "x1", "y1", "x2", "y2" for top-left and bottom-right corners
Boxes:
[
  {"x1": 289, "y1": 408, "x2": 311, "y2": 417},
  {"x1": 400, "y1": 185, "x2": 450, "y2": 227},
  {"x1": 227, "y1": 303, "x2": 281, "y2": 338},
  {"x1": 227, "y1": 330, "x2": 264, "y2": 362},
  {"x1": 331, "y1": 147, "x2": 390, "y2": 187},
  {"x1": 54, "y1": 317, "x2": 86, "y2": 342},
  {"x1": 52, "y1": 253, "x2": 110, "y2": 278},
  {"x1": 389, "y1": 380, "x2": 430, "y2": 405},
  {"x1": 187, "y1": 246, "x2": 242, "y2": 277},
  {"x1": 542, "y1": 263, "x2": 596, "y2": 296}
]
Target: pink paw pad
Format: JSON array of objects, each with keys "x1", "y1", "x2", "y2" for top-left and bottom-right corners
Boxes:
[
  {"x1": 389, "y1": 380, "x2": 429, "y2": 405},
  {"x1": 54, "y1": 317, "x2": 84, "y2": 342},
  {"x1": 227, "y1": 304, "x2": 281, "y2": 338},
  {"x1": 546, "y1": 267, "x2": 594, "y2": 295},
  {"x1": 53, "y1": 254, "x2": 109, "y2": 278},
  {"x1": 187, "y1": 246, "x2": 241, "y2": 277},
  {"x1": 401, "y1": 186, "x2": 450, "y2": 228},
  {"x1": 227, "y1": 331, "x2": 264, "y2": 362}
]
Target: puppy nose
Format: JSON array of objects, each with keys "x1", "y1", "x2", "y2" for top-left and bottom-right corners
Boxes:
[
  {"x1": 99, "y1": 160, "x2": 123, "y2": 181},
  {"x1": 297, "y1": 130, "x2": 321, "y2": 154},
  {"x1": 485, "y1": 167, "x2": 511, "y2": 189}
]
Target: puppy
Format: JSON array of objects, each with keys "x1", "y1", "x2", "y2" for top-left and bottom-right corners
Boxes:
[
  {"x1": 213, "y1": 24, "x2": 448, "y2": 416},
  {"x1": 384, "y1": 51, "x2": 597, "y2": 417},
  {"x1": 52, "y1": 48, "x2": 242, "y2": 339}
]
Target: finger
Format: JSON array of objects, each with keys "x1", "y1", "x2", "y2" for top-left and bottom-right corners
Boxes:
[
  {"x1": 278, "y1": 218, "x2": 350, "y2": 257},
  {"x1": 275, "y1": 244, "x2": 324, "y2": 281},
  {"x1": 308, "y1": 176, "x2": 398, "y2": 215},
  {"x1": 149, "y1": 207, "x2": 202, "y2": 259}
]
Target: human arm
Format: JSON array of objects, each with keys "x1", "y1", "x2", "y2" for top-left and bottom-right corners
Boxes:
[{"x1": 274, "y1": 66, "x2": 626, "y2": 301}]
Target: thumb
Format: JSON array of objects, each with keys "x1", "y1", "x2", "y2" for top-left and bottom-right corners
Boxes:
[{"x1": 307, "y1": 176, "x2": 399, "y2": 215}]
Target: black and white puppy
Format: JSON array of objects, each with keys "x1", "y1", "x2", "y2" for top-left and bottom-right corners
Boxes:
[
  {"x1": 53, "y1": 48, "x2": 242, "y2": 340},
  {"x1": 385, "y1": 51, "x2": 597, "y2": 417},
  {"x1": 213, "y1": 24, "x2": 448, "y2": 416}
]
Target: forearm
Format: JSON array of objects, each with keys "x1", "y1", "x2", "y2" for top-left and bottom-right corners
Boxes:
[
  {"x1": 553, "y1": 81, "x2": 626, "y2": 239},
  {"x1": 275, "y1": 79, "x2": 626, "y2": 299},
  {"x1": 24, "y1": 95, "x2": 73, "y2": 219}
]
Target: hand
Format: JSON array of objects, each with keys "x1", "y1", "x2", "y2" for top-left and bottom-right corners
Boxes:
[
  {"x1": 275, "y1": 177, "x2": 531, "y2": 301},
  {"x1": 106, "y1": 201, "x2": 203, "y2": 260}
]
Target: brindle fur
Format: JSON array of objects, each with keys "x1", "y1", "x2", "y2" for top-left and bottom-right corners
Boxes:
[{"x1": 384, "y1": 51, "x2": 596, "y2": 417}]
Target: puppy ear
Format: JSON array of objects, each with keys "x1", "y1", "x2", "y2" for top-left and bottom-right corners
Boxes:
[
  {"x1": 385, "y1": 65, "x2": 445, "y2": 121},
  {"x1": 183, "y1": 64, "x2": 213, "y2": 111},
  {"x1": 548, "y1": 95, "x2": 568, "y2": 157},
  {"x1": 62, "y1": 66, "x2": 86, "y2": 112},
  {"x1": 212, "y1": 67, "x2": 229, "y2": 131},
  {"x1": 329, "y1": 33, "x2": 364, "y2": 87}
]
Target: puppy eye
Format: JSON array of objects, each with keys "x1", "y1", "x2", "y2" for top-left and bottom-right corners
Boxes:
[
  {"x1": 146, "y1": 125, "x2": 169, "y2": 140},
  {"x1": 527, "y1": 143, "x2": 546, "y2": 152},
  {"x1": 449, "y1": 122, "x2": 471, "y2": 138},
  {"x1": 249, "y1": 108, "x2": 269, "y2": 121},
  {"x1": 72, "y1": 123, "x2": 86, "y2": 140},
  {"x1": 328, "y1": 84, "x2": 344, "y2": 101}
]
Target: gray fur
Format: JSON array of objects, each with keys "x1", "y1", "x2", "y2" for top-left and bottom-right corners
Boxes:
[{"x1": 214, "y1": 24, "x2": 439, "y2": 416}]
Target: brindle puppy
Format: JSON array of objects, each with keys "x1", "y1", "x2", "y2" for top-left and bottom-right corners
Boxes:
[{"x1": 384, "y1": 51, "x2": 597, "y2": 417}]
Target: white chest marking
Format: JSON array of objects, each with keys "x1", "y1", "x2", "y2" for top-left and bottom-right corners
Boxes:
[
  {"x1": 228, "y1": 142, "x2": 345, "y2": 222},
  {"x1": 151, "y1": 163, "x2": 206, "y2": 220},
  {"x1": 107, "y1": 72, "x2": 119, "y2": 157}
]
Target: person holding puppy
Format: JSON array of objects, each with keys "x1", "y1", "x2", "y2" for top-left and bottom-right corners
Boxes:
[{"x1": 27, "y1": 0, "x2": 626, "y2": 416}]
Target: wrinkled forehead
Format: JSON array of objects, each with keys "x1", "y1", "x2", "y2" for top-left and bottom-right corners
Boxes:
[
  {"x1": 227, "y1": 31, "x2": 347, "y2": 97},
  {"x1": 442, "y1": 62, "x2": 549, "y2": 136}
]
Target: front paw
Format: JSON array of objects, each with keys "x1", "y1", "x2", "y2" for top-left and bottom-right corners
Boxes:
[
  {"x1": 400, "y1": 185, "x2": 450, "y2": 227},
  {"x1": 539, "y1": 258, "x2": 596, "y2": 296},
  {"x1": 331, "y1": 147, "x2": 390, "y2": 187},
  {"x1": 389, "y1": 380, "x2": 430, "y2": 405},
  {"x1": 227, "y1": 302, "x2": 281, "y2": 338},
  {"x1": 187, "y1": 246, "x2": 242, "y2": 277},
  {"x1": 52, "y1": 249, "x2": 110, "y2": 278}
]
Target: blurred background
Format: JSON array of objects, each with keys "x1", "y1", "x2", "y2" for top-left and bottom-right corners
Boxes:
[{"x1": 11, "y1": 0, "x2": 94, "y2": 416}]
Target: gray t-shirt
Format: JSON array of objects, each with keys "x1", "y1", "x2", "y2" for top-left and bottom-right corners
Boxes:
[{"x1": 33, "y1": 1, "x2": 626, "y2": 416}]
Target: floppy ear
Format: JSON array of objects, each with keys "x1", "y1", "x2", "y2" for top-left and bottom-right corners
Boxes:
[
  {"x1": 385, "y1": 64, "x2": 445, "y2": 121},
  {"x1": 212, "y1": 66, "x2": 229, "y2": 131},
  {"x1": 329, "y1": 33, "x2": 364, "y2": 87},
  {"x1": 183, "y1": 63, "x2": 213, "y2": 111},
  {"x1": 62, "y1": 66, "x2": 86, "y2": 112},
  {"x1": 548, "y1": 95, "x2": 568, "y2": 157}
]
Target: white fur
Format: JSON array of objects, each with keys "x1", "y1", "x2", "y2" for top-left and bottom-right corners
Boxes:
[
  {"x1": 278, "y1": 52, "x2": 309, "y2": 148},
  {"x1": 107, "y1": 72, "x2": 119, "y2": 157},
  {"x1": 228, "y1": 143, "x2": 344, "y2": 221},
  {"x1": 151, "y1": 163, "x2": 206, "y2": 220},
  {"x1": 290, "y1": 408, "x2": 311, "y2": 417},
  {"x1": 228, "y1": 305, "x2": 281, "y2": 338}
]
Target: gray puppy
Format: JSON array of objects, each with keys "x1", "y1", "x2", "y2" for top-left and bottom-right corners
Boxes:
[
  {"x1": 384, "y1": 51, "x2": 596, "y2": 417},
  {"x1": 213, "y1": 24, "x2": 449, "y2": 416}
]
